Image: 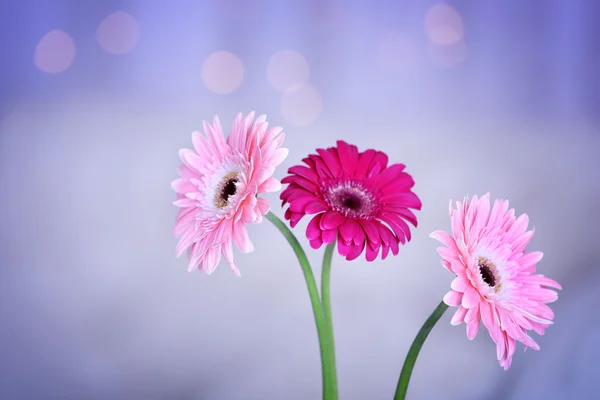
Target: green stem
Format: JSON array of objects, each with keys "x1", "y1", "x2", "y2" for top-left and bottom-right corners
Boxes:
[
  {"x1": 393, "y1": 301, "x2": 449, "y2": 400},
  {"x1": 321, "y1": 241, "x2": 338, "y2": 400},
  {"x1": 265, "y1": 211, "x2": 333, "y2": 400}
]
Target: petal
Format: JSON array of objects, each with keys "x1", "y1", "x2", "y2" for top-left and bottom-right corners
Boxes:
[
  {"x1": 443, "y1": 290, "x2": 463, "y2": 307},
  {"x1": 320, "y1": 211, "x2": 345, "y2": 230},
  {"x1": 466, "y1": 319, "x2": 480, "y2": 340},
  {"x1": 304, "y1": 201, "x2": 329, "y2": 214},
  {"x1": 461, "y1": 286, "x2": 480, "y2": 309},
  {"x1": 256, "y1": 197, "x2": 270, "y2": 216},
  {"x1": 451, "y1": 274, "x2": 470, "y2": 292},
  {"x1": 360, "y1": 220, "x2": 381, "y2": 245},
  {"x1": 258, "y1": 177, "x2": 282, "y2": 193},
  {"x1": 337, "y1": 239, "x2": 352, "y2": 257},
  {"x1": 306, "y1": 214, "x2": 324, "y2": 240},
  {"x1": 316, "y1": 148, "x2": 343, "y2": 177},
  {"x1": 339, "y1": 219, "x2": 359, "y2": 242},
  {"x1": 310, "y1": 237, "x2": 323, "y2": 249},
  {"x1": 365, "y1": 242, "x2": 380, "y2": 262},
  {"x1": 233, "y1": 221, "x2": 254, "y2": 253},
  {"x1": 429, "y1": 230, "x2": 458, "y2": 251},
  {"x1": 346, "y1": 242, "x2": 365, "y2": 261},
  {"x1": 322, "y1": 228, "x2": 338, "y2": 244},
  {"x1": 451, "y1": 307, "x2": 468, "y2": 325},
  {"x1": 336, "y1": 140, "x2": 359, "y2": 176}
]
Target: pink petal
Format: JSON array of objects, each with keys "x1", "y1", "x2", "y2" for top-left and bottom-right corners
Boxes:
[
  {"x1": 451, "y1": 274, "x2": 470, "y2": 292},
  {"x1": 233, "y1": 221, "x2": 254, "y2": 253},
  {"x1": 256, "y1": 198, "x2": 270, "y2": 216},
  {"x1": 429, "y1": 230, "x2": 458, "y2": 251},
  {"x1": 461, "y1": 286, "x2": 480, "y2": 309},
  {"x1": 258, "y1": 177, "x2": 282, "y2": 193},
  {"x1": 451, "y1": 307, "x2": 468, "y2": 325},
  {"x1": 443, "y1": 290, "x2": 463, "y2": 307},
  {"x1": 466, "y1": 319, "x2": 480, "y2": 340}
]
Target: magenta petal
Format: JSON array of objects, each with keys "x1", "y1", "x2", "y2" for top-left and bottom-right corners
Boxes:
[
  {"x1": 337, "y1": 239, "x2": 352, "y2": 257},
  {"x1": 373, "y1": 163, "x2": 406, "y2": 188},
  {"x1": 360, "y1": 220, "x2": 381, "y2": 245},
  {"x1": 306, "y1": 214, "x2": 323, "y2": 240},
  {"x1": 310, "y1": 237, "x2": 323, "y2": 249},
  {"x1": 339, "y1": 219, "x2": 359, "y2": 242},
  {"x1": 321, "y1": 228, "x2": 338, "y2": 244},
  {"x1": 320, "y1": 211, "x2": 346, "y2": 230},
  {"x1": 365, "y1": 242, "x2": 379, "y2": 262},
  {"x1": 346, "y1": 242, "x2": 365, "y2": 261},
  {"x1": 336, "y1": 140, "x2": 359, "y2": 175},
  {"x1": 381, "y1": 244, "x2": 390, "y2": 259},
  {"x1": 305, "y1": 201, "x2": 329, "y2": 214}
]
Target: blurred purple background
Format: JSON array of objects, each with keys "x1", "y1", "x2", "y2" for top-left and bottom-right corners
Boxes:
[{"x1": 1, "y1": 1, "x2": 599, "y2": 399}]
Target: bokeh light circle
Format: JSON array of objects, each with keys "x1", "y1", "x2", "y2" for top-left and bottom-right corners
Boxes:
[
  {"x1": 96, "y1": 11, "x2": 140, "y2": 55},
  {"x1": 425, "y1": 3, "x2": 464, "y2": 46},
  {"x1": 267, "y1": 50, "x2": 310, "y2": 91},
  {"x1": 281, "y1": 84, "x2": 323, "y2": 127},
  {"x1": 34, "y1": 30, "x2": 76, "y2": 74},
  {"x1": 201, "y1": 51, "x2": 244, "y2": 95}
]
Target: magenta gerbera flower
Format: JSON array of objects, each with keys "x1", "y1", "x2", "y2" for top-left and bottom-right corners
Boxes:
[
  {"x1": 280, "y1": 140, "x2": 421, "y2": 261},
  {"x1": 172, "y1": 112, "x2": 288, "y2": 276},
  {"x1": 430, "y1": 193, "x2": 562, "y2": 370}
]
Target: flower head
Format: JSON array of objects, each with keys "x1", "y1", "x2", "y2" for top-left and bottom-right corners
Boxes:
[
  {"x1": 430, "y1": 193, "x2": 562, "y2": 370},
  {"x1": 280, "y1": 140, "x2": 421, "y2": 261},
  {"x1": 172, "y1": 112, "x2": 288, "y2": 276}
]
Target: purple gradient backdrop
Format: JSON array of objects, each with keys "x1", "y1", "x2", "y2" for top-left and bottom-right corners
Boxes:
[{"x1": 1, "y1": 1, "x2": 599, "y2": 399}]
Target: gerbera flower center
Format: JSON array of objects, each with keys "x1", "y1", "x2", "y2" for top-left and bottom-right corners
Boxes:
[
  {"x1": 323, "y1": 181, "x2": 378, "y2": 219},
  {"x1": 214, "y1": 171, "x2": 239, "y2": 209},
  {"x1": 478, "y1": 256, "x2": 501, "y2": 291}
]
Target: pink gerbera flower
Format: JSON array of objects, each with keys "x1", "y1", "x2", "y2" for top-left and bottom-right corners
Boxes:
[
  {"x1": 430, "y1": 193, "x2": 562, "y2": 370},
  {"x1": 172, "y1": 112, "x2": 288, "y2": 276},
  {"x1": 280, "y1": 140, "x2": 421, "y2": 261}
]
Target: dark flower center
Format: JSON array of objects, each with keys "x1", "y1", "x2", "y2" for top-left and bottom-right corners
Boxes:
[
  {"x1": 477, "y1": 256, "x2": 499, "y2": 288},
  {"x1": 214, "y1": 172, "x2": 239, "y2": 208},
  {"x1": 221, "y1": 179, "x2": 238, "y2": 200},
  {"x1": 323, "y1": 181, "x2": 378, "y2": 219},
  {"x1": 343, "y1": 196, "x2": 361, "y2": 211}
]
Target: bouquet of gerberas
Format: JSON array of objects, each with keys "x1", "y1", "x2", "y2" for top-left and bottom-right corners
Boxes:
[{"x1": 171, "y1": 112, "x2": 562, "y2": 399}]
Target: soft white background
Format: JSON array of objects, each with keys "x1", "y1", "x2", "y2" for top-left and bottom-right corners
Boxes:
[{"x1": 1, "y1": 1, "x2": 599, "y2": 399}]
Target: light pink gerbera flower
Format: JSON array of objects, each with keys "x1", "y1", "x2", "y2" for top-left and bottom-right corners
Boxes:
[
  {"x1": 172, "y1": 112, "x2": 288, "y2": 276},
  {"x1": 430, "y1": 193, "x2": 562, "y2": 369},
  {"x1": 280, "y1": 140, "x2": 421, "y2": 261}
]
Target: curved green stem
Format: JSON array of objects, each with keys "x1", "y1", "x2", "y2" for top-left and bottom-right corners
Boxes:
[
  {"x1": 265, "y1": 211, "x2": 333, "y2": 399},
  {"x1": 321, "y1": 241, "x2": 338, "y2": 400},
  {"x1": 393, "y1": 301, "x2": 449, "y2": 400}
]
